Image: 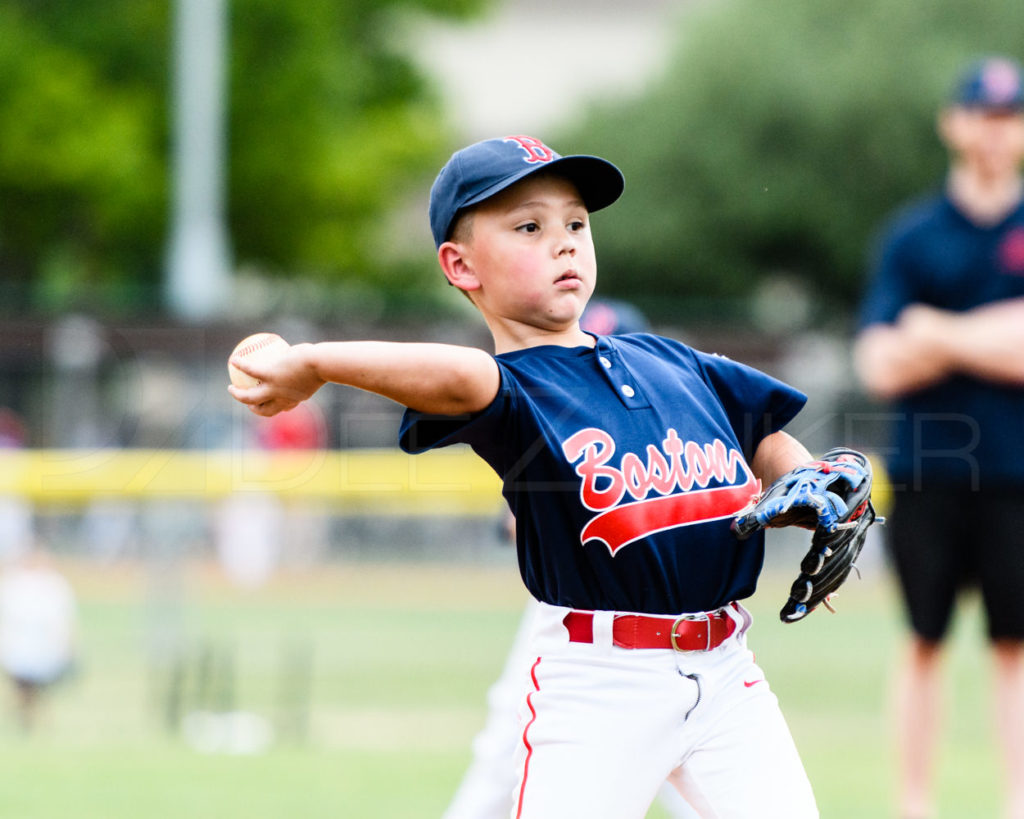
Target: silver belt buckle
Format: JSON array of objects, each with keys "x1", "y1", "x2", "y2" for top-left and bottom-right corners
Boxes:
[{"x1": 670, "y1": 610, "x2": 713, "y2": 652}]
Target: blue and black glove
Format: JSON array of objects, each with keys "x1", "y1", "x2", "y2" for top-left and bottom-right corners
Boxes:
[{"x1": 732, "y1": 448, "x2": 880, "y2": 623}]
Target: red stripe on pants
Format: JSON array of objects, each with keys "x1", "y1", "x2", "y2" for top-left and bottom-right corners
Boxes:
[{"x1": 515, "y1": 657, "x2": 543, "y2": 819}]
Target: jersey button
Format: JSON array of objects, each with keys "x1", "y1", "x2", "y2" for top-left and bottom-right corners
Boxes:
[
  {"x1": 599, "y1": 356, "x2": 612, "y2": 369},
  {"x1": 620, "y1": 384, "x2": 636, "y2": 398}
]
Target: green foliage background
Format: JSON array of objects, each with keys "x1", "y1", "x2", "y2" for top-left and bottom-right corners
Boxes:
[
  {"x1": 4, "y1": 0, "x2": 1024, "y2": 319},
  {"x1": 563, "y1": 0, "x2": 1024, "y2": 320},
  {"x1": 0, "y1": 0, "x2": 485, "y2": 316}
]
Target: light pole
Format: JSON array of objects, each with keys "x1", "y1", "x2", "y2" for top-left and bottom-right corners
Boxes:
[{"x1": 165, "y1": 0, "x2": 232, "y2": 322}]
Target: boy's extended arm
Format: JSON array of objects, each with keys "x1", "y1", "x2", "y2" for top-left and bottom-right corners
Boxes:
[
  {"x1": 854, "y1": 298, "x2": 1024, "y2": 399},
  {"x1": 228, "y1": 341, "x2": 501, "y2": 417}
]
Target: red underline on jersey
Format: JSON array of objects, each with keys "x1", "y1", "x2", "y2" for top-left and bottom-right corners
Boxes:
[{"x1": 580, "y1": 476, "x2": 760, "y2": 555}]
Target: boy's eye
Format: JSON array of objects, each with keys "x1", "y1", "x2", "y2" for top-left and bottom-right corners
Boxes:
[
  {"x1": 517, "y1": 222, "x2": 539, "y2": 234},
  {"x1": 569, "y1": 219, "x2": 586, "y2": 231}
]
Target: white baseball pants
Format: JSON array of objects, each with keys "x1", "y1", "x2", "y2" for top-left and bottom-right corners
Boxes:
[{"x1": 510, "y1": 602, "x2": 819, "y2": 819}]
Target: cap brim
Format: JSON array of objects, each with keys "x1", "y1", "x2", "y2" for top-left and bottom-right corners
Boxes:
[
  {"x1": 461, "y1": 154, "x2": 624, "y2": 215},
  {"x1": 956, "y1": 100, "x2": 1024, "y2": 111}
]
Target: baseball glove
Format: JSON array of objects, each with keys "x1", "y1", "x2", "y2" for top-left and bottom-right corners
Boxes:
[{"x1": 732, "y1": 448, "x2": 879, "y2": 623}]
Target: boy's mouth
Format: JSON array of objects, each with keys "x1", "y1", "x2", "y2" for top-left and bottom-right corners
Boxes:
[{"x1": 556, "y1": 270, "x2": 580, "y2": 284}]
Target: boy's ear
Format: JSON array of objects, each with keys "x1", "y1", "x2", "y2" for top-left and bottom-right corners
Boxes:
[
  {"x1": 937, "y1": 107, "x2": 963, "y2": 151},
  {"x1": 438, "y1": 242, "x2": 482, "y2": 292}
]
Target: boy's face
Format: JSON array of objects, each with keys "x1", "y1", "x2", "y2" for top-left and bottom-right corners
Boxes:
[
  {"x1": 940, "y1": 107, "x2": 1024, "y2": 178},
  {"x1": 444, "y1": 174, "x2": 597, "y2": 332}
]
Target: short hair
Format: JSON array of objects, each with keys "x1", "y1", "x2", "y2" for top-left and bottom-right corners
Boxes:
[{"x1": 448, "y1": 210, "x2": 474, "y2": 245}]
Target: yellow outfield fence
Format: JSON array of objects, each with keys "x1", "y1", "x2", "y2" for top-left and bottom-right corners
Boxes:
[
  {"x1": 0, "y1": 448, "x2": 894, "y2": 518},
  {"x1": 0, "y1": 447, "x2": 505, "y2": 516}
]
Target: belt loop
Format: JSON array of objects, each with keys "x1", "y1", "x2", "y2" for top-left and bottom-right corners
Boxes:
[
  {"x1": 592, "y1": 610, "x2": 615, "y2": 655},
  {"x1": 724, "y1": 602, "x2": 752, "y2": 642}
]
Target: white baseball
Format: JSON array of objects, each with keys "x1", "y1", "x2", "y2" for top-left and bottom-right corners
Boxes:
[{"x1": 228, "y1": 332, "x2": 290, "y2": 388}]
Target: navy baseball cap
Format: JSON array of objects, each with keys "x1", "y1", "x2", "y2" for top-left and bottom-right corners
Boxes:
[
  {"x1": 428, "y1": 135, "x2": 624, "y2": 248},
  {"x1": 951, "y1": 57, "x2": 1024, "y2": 110}
]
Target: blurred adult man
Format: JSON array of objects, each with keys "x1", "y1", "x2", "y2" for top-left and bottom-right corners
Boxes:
[{"x1": 854, "y1": 56, "x2": 1024, "y2": 819}]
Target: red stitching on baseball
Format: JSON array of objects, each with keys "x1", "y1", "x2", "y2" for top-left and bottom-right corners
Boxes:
[{"x1": 237, "y1": 335, "x2": 277, "y2": 356}]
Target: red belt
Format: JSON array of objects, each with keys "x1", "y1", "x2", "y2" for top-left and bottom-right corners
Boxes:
[{"x1": 563, "y1": 606, "x2": 739, "y2": 652}]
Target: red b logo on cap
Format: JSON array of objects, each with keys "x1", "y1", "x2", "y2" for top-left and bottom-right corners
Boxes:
[
  {"x1": 983, "y1": 59, "x2": 1021, "y2": 105},
  {"x1": 505, "y1": 135, "x2": 555, "y2": 164}
]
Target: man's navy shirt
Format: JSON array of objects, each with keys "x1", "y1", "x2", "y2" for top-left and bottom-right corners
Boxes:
[{"x1": 859, "y1": 192, "x2": 1024, "y2": 489}]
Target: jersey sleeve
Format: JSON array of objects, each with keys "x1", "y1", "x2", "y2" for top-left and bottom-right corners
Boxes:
[
  {"x1": 398, "y1": 360, "x2": 514, "y2": 470},
  {"x1": 858, "y1": 214, "x2": 920, "y2": 329},
  {"x1": 690, "y1": 348, "x2": 807, "y2": 461}
]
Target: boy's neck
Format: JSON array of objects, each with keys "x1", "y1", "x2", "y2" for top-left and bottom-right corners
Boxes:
[
  {"x1": 947, "y1": 164, "x2": 1024, "y2": 225},
  {"x1": 488, "y1": 321, "x2": 596, "y2": 355}
]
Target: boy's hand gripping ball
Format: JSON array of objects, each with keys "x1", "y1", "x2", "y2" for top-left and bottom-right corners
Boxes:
[{"x1": 228, "y1": 332, "x2": 290, "y2": 388}]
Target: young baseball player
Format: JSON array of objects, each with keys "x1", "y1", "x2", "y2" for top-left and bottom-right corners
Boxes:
[
  {"x1": 229, "y1": 135, "x2": 867, "y2": 817},
  {"x1": 855, "y1": 56, "x2": 1024, "y2": 819},
  {"x1": 442, "y1": 300, "x2": 700, "y2": 819}
]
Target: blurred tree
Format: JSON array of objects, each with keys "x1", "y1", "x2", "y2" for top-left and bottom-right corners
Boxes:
[
  {"x1": 0, "y1": 3, "x2": 167, "y2": 312},
  {"x1": 564, "y1": 0, "x2": 1024, "y2": 322},
  {"x1": 0, "y1": 0, "x2": 485, "y2": 317}
]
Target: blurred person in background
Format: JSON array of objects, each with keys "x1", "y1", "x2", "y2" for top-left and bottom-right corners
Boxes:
[
  {"x1": 215, "y1": 402, "x2": 328, "y2": 586},
  {"x1": 854, "y1": 56, "x2": 1024, "y2": 819},
  {"x1": 0, "y1": 547, "x2": 78, "y2": 733},
  {"x1": 0, "y1": 408, "x2": 34, "y2": 563},
  {"x1": 443, "y1": 300, "x2": 700, "y2": 819},
  {"x1": 0, "y1": 407, "x2": 26, "y2": 449}
]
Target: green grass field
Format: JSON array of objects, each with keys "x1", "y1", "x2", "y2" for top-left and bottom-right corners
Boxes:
[{"x1": 0, "y1": 557, "x2": 1002, "y2": 818}]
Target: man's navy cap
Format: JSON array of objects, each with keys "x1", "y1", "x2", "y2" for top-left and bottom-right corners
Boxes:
[
  {"x1": 580, "y1": 299, "x2": 651, "y2": 336},
  {"x1": 428, "y1": 135, "x2": 624, "y2": 249},
  {"x1": 951, "y1": 57, "x2": 1024, "y2": 110}
]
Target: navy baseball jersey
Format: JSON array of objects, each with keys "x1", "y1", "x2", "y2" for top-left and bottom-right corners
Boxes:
[
  {"x1": 859, "y1": 192, "x2": 1024, "y2": 488},
  {"x1": 400, "y1": 333, "x2": 806, "y2": 614}
]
